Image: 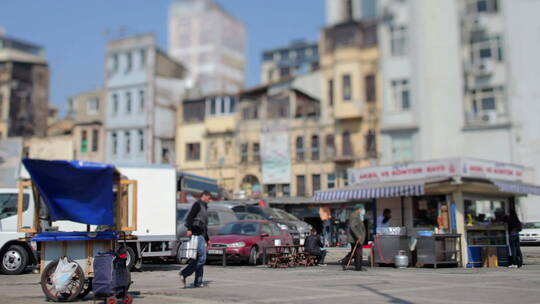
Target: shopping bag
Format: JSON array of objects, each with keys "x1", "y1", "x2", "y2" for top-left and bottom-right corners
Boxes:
[
  {"x1": 52, "y1": 257, "x2": 79, "y2": 293},
  {"x1": 179, "y1": 236, "x2": 199, "y2": 259}
]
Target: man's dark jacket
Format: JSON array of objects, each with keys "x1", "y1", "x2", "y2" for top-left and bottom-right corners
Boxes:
[
  {"x1": 304, "y1": 234, "x2": 323, "y2": 255},
  {"x1": 185, "y1": 200, "x2": 209, "y2": 242}
]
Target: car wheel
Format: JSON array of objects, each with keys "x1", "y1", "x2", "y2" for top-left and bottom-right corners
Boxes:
[
  {"x1": 248, "y1": 246, "x2": 259, "y2": 266},
  {"x1": 1, "y1": 245, "x2": 29, "y2": 275}
]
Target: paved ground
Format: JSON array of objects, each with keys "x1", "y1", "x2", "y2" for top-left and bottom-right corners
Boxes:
[{"x1": 1, "y1": 246, "x2": 540, "y2": 304}]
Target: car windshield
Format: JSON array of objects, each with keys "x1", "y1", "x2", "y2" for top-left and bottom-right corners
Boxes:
[
  {"x1": 523, "y1": 222, "x2": 540, "y2": 229},
  {"x1": 263, "y1": 207, "x2": 284, "y2": 219},
  {"x1": 274, "y1": 209, "x2": 300, "y2": 221},
  {"x1": 218, "y1": 222, "x2": 260, "y2": 236}
]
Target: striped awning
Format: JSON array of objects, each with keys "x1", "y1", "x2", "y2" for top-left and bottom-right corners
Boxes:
[
  {"x1": 492, "y1": 180, "x2": 540, "y2": 196},
  {"x1": 313, "y1": 179, "x2": 435, "y2": 202}
]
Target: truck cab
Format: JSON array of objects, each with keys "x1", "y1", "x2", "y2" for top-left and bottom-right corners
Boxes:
[{"x1": 0, "y1": 188, "x2": 37, "y2": 274}]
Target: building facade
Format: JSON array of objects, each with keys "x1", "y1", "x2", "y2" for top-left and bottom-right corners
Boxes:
[
  {"x1": 169, "y1": 0, "x2": 246, "y2": 95},
  {"x1": 374, "y1": 0, "x2": 540, "y2": 220},
  {"x1": 0, "y1": 35, "x2": 49, "y2": 138},
  {"x1": 261, "y1": 40, "x2": 319, "y2": 84},
  {"x1": 105, "y1": 34, "x2": 186, "y2": 166},
  {"x1": 176, "y1": 93, "x2": 238, "y2": 196},
  {"x1": 68, "y1": 89, "x2": 106, "y2": 162}
]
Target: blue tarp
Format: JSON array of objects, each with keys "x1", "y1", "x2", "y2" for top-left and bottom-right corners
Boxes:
[
  {"x1": 22, "y1": 158, "x2": 115, "y2": 225},
  {"x1": 32, "y1": 231, "x2": 118, "y2": 242}
]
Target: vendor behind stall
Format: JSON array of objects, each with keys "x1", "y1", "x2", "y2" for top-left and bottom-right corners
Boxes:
[{"x1": 377, "y1": 209, "x2": 392, "y2": 228}]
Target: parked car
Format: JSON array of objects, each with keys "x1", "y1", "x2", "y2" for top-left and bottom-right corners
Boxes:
[
  {"x1": 271, "y1": 208, "x2": 313, "y2": 244},
  {"x1": 210, "y1": 201, "x2": 250, "y2": 213},
  {"x1": 207, "y1": 220, "x2": 293, "y2": 265},
  {"x1": 520, "y1": 221, "x2": 540, "y2": 244},
  {"x1": 236, "y1": 212, "x2": 266, "y2": 220},
  {"x1": 177, "y1": 203, "x2": 238, "y2": 238}
]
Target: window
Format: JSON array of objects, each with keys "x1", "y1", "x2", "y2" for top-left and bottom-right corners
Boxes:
[
  {"x1": 112, "y1": 94, "x2": 119, "y2": 115},
  {"x1": 327, "y1": 173, "x2": 336, "y2": 189},
  {"x1": 186, "y1": 143, "x2": 201, "y2": 161},
  {"x1": 296, "y1": 175, "x2": 306, "y2": 197},
  {"x1": 126, "y1": 91, "x2": 132, "y2": 114},
  {"x1": 210, "y1": 98, "x2": 216, "y2": 115},
  {"x1": 391, "y1": 79, "x2": 411, "y2": 111},
  {"x1": 465, "y1": 198, "x2": 506, "y2": 225},
  {"x1": 229, "y1": 97, "x2": 236, "y2": 113},
  {"x1": 391, "y1": 133, "x2": 413, "y2": 163},
  {"x1": 267, "y1": 95, "x2": 290, "y2": 119},
  {"x1": 88, "y1": 98, "x2": 99, "y2": 114},
  {"x1": 0, "y1": 193, "x2": 29, "y2": 220},
  {"x1": 265, "y1": 184, "x2": 277, "y2": 197},
  {"x1": 81, "y1": 130, "x2": 88, "y2": 153},
  {"x1": 126, "y1": 52, "x2": 132, "y2": 72},
  {"x1": 328, "y1": 79, "x2": 334, "y2": 106},
  {"x1": 365, "y1": 129, "x2": 376, "y2": 158},
  {"x1": 92, "y1": 129, "x2": 99, "y2": 152},
  {"x1": 342, "y1": 131, "x2": 352, "y2": 157},
  {"x1": 112, "y1": 132, "x2": 118, "y2": 155},
  {"x1": 240, "y1": 143, "x2": 248, "y2": 163},
  {"x1": 282, "y1": 184, "x2": 291, "y2": 197},
  {"x1": 262, "y1": 224, "x2": 272, "y2": 236},
  {"x1": 296, "y1": 136, "x2": 304, "y2": 161},
  {"x1": 125, "y1": 131, "x2": 131, "y2": 154},
  {"x1": 140, "y1": 49, "x2": 146, "y2": 67},
  {"x1": 242, "y1": 104, "x2": 259, "y2": 120},
  {"x1": 365, "y1": 74, "x2": 376, "y2": 102},
  {"x1": 413, "y1": 196, "x2": 447, "y2": 228},
  {"x1": 270, "y1": 224, "x2": 282, "y2": 236},
  {"x1": 220, "y1": 97, "x2": 226, "y2": 113},
  {"x1": 470, "y1": 36, "x2": 504, "y2": 63},
  {"x1": 208, "y1": 211, "x2": 220, "y2": 226},
  {"x1": 311, "y1": 135, "x2": 319, "y2": 160},
  {"x1": 390, "y1": 25, "x2": 408, "y2": 56},
  {"x1": 469, "y1": 86, "x2": 504, "y2": 114},
  {"x1": 325, "y1": 134, "x2": 335, "y2": 158},
  {"x1": 138, "y1": 130, "x2": 144, "y2": 152},
  {"x1": 345, "y1": 0, "x2": 354, "y2": 20},
  {"x1": 139, "y1": 90, "x2": 145, "y2": 112},
  {"x1": 280, "y1": 67, "x2": 290, "y2": 78},
  {"x1": 468, "y1": 0, "x2": 498, "y2": 14},
  {"x1": 112, "y1": 54, "x2": 119, "y2": 72},
  {"x1": 183, "y1": 100, "x2": 206, "y2": 122},
  {"x1": 342, "y1": 74, "x2": 352, "y2": 101},
  {"x1": 312, "y1": 174, "x2": 321, "y2": 193},
  {"x1": 253, "y1": 143, "x2": 260, "y2": 162}
]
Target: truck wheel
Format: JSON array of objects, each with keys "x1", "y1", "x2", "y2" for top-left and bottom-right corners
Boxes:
[
  {"x1": 1, "y1": 245, "x2": 29, "y2": 275},
  {"x1": 125, "y1": 246, "x2": 136, "y2": 271}
]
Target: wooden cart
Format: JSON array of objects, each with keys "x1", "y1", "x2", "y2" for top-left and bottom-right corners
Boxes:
[{"x1": 17, "y1": 161, "x2": 137, "y2": 302}]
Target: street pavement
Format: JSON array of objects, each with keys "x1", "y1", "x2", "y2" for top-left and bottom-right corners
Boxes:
[{"x1": 1, "y1": 246, "x2": 540, "y2": 304}]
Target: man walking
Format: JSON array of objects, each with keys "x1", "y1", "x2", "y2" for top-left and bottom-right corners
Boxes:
[
  {"x1": 180, "y1": 190, "x2": 211, "y2": 288},
  {"x1": 304, "y1": 229, "x2": 327, "y2": 266},
  {"x1": 342, "y1": 206, "x2": 366, "y2": 271}
]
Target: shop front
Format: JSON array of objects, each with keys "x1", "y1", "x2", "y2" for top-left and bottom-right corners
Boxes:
[{"x1": 314, "y1": 158, "x2": 540, "y2": 268}]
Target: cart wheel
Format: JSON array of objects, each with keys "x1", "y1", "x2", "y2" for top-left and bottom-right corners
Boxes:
[
  {"x1": 40, "y1": 259, "x2": 85, "y2": 302},
  {"x1": 107, "y1": 297, "x2": 117, "y2": 304},
  {"x1": 77, "y1": 278, "x2": 92, "y2": 299},
  {"x1": 123, "y1": 294, "x2": 133, "y2": 304}
]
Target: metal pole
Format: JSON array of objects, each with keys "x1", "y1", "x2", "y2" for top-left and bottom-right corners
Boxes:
[
  {"x1": 222, "y1": 248, "x2": 226, "y2": 267},
  {"x1": 262, "y1": 247, "x2": 267, "y2": 265}
]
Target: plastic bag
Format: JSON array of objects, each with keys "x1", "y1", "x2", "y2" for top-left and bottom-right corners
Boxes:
[
  {"x1": 179, "y1": 236, "x2": 199, "y2": 259},
  {"x1": 52, "y1": 257, "x2": 79, "y2": 293}
]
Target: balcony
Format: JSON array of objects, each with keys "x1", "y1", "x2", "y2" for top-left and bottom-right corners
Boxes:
[
  {"x1": 205, "y1": 115, "x2": 236, "y2": 134},
  {"x1": 322, "y1": 21, "x2": 377, "y2": 54},
  {"x1": 464, "y1": 111, "x2": 510, "y2": 129}
]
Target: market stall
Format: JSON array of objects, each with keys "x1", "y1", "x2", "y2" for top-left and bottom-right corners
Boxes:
[
  {"x1": 17, "y1": 159, "x2": 137, "y2": 302},
  {"x1": 314, "y1": 158, "x2": 540, "y2": 268}
]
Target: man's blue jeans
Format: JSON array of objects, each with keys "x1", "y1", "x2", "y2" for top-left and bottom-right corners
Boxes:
[{"x1": 180, "y1": 235, "x2": 207, "y2": 286}]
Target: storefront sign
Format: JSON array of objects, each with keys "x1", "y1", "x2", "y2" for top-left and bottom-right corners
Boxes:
[
  {"x1": 348, "y1": 158, "x2": 524, "y2": 185},
  {"x1": 260, "y1": 125, "x2": 291, "y2": 184}
]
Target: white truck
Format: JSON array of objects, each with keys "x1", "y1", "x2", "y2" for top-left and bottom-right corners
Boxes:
[
  {"x1": 0, "y1": 188, "x2": 38, "y2": 274},
  {"x1": 116, "y1": 166, "x2": 179, "y2": 270}
]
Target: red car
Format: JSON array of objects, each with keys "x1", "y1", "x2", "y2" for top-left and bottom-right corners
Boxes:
[{"x1": 207, "y1": 220, "x2": 293, "y2": 265}]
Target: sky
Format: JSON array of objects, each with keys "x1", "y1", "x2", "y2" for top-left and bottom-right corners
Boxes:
[{"x1": 0, "y1": 0, "x2": 325, "y2": 114}]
